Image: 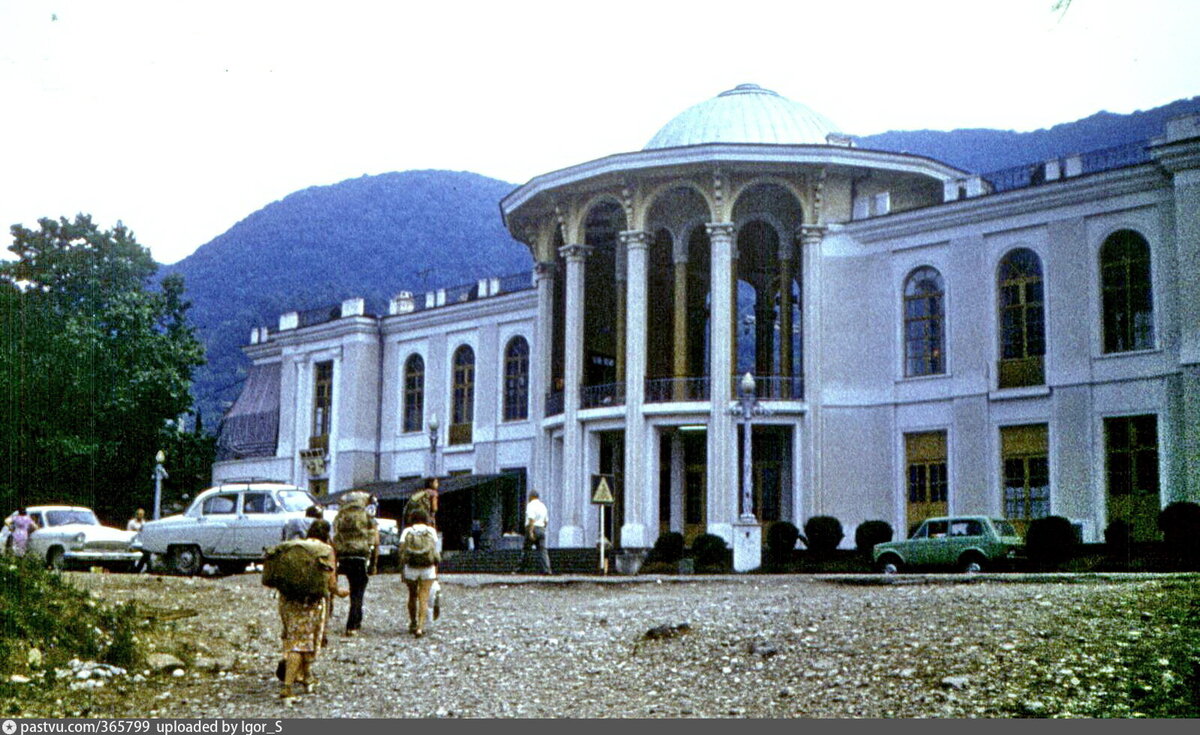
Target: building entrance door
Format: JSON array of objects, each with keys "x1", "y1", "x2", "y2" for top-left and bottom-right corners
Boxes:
[{"x1": 682, "y1": 431, "x2": 707, "y2": 544}]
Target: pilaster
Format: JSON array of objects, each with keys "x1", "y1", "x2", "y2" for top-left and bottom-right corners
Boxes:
[
  {"x1": 532, "y1": 262, "x2": 555, "y2": 508},
  {"x1": 799, "y1": 225, "x2": 825, "y2": 518}
]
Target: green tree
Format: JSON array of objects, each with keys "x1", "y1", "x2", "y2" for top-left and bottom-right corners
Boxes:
[{"x1": 0, "y1": 215, "x2": 206, "y2": 522}]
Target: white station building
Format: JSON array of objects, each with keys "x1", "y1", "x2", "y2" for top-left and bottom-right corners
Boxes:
[{"x1": 214, "y1": 84, "x2": 1200, "y2": 555}]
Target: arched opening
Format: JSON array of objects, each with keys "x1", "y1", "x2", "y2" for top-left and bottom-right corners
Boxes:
[
  {"x1": 904, "y1": 266, "x2": 945, "y2": 377},
  {"x1": 582, "y1": 201, "x2": 627, "y2": 405},
  {"x1": 647, "y1": 228, "x2": 675, "y2": 382},
  {"x1": 997, "y1": 248, "x2": 1045, "y2": 388},
  {"x1": 450, "y1": 345, "x2": 475, "y2": 445},
  {"x1": 503, "y1": 336, "x2": 530, "y2": 421}
]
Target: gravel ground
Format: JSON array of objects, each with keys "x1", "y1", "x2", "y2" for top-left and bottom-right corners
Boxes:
[{"x1": 26, "y1": 571, "x2": 1200, "y2": 718}]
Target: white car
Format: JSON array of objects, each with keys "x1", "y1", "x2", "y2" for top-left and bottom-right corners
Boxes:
[
  {"x1": 133, "y1": 481, "x2": 318, "y2": 575},
  {"x1": 1, "y1": 506, "x2": 141, "y2": 571}
]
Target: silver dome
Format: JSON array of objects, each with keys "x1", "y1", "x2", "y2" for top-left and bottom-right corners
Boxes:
[{"x1": 644, "y1": 84, "x2": 840, "y2": 150}]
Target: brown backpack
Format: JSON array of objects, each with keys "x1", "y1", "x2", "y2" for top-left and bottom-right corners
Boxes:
[
  {"x1": 262, "y1": 539, "x2": 333, "y2": 601},
  {"x1": 334, "y1": 492, "x2": 375, "y2": 557}
]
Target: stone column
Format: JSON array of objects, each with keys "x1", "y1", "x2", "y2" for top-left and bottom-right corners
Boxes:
[
  {"x1": 532, "y1": 262, "x2": 555, "y2": 505},
  {"x1": 615, "y1": 244, "x2": 627, "y2": 383},
  {"x1": 670, "y1": 434, "x2": 685, "y2": 533},
  {"x1": 620, "y1": 231, "x2": 650, "y2": 547},
  {"x1": 799, "y1": 225, "x2": 825, "y2": 517},
  {"x1": 559, "y1": 243, "x2": 590, "y2": 546},
  {"x1": 672, "y1": 249, "x2": 690, "y2": 400},
  {"x1": 706, "y1": 222, "x2": 737, "y2": 542}
]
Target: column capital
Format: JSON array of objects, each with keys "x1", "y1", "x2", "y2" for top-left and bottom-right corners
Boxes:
[
  {"x1": 618, "y1": 230, "x2": 652, "y2": 250},
  {"x1": 534, "y1": 261, "x2": 557, "y2": 281},
  {"x1": 706, "y1": 222, "x2": 736, "y2": 240},
  {"x1": 559, "y1": 243, "x2": 591, "y2": 262},
  {"x1": 799, "y1": 224, "x2": 827, "y2": 246}
]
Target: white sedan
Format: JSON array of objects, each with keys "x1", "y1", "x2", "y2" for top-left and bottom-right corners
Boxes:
[
  {"x1": 134, "y1": 481, "x2": 318, "y2": 575},
  {"x1": 1, "y1": 506, "x2": 141, "y2": 570}
]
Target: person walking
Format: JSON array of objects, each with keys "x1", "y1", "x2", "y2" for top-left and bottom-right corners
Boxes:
[
  {"x1": 405, "y1": 478, "x2": 439, "y2": 528},
  {"x1": 400, "y1": 508, "x2": 440, "y2": 638},
  {"x1": 276, "y1": 519, "x2": 347, "y2": 701},
  {"x1": 332, "y1": 493, "x2": 378, "y2": 637},
  {"x1": 6, "y1": 509, "x2": 39, "y2": 557},
  {"x1": 522, "y1": 491, "x2": 552, "y2": 575}
]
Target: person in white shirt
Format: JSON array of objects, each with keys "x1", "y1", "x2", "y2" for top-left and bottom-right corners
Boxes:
[{"x1": 521, "y1": 491, "x2": 552, "y2": 575}]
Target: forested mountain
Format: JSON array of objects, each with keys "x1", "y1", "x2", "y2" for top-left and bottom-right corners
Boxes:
[
  {"x1": 161, "y1": 170, "x2": 532, "y2": 425},
  {"x1": 168, "y1": 97, "x2": 1200, "y2": 428},
  {"x1": 854, "y1": 96, "x2": 1200, "y2": 173}
]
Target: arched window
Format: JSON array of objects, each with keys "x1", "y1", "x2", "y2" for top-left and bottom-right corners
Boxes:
[
  {"x1": 402, "y1": 354, "x2": 424, "y2": 433},
  {"x1": 503, "y1": 336, "x2": 530, "y2": 421},
  {"x1": 450, "y1": 345, "x2": 475, "y2": 445},
  {"x1": 904, "y1": 267, "x2": 945, "y2": 377},
  {"x1": 997, "y1": 248, "x2": 1045, "y2": 388},
  {"x1": 1101, "y1": 230, "x2": 1154, "y2": 353}
]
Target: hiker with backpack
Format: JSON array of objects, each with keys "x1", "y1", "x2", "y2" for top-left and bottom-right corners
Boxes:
[
  {"x1": 263, "y1": 519, "x2": 348, "y2": 701},
  {"x1": 404, "y1": 477, "x2": 439, "y2": 528},
  {"x1": 332, "y1": 492, "x2": 379, "y2": 638},
  {"x1": 400, "y1": 508, "x2": 440, "y2": 638}
]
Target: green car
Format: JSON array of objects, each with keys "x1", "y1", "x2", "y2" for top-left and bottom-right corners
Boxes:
[{"x1": 873, "y1": 516, "x2": 1024, "y2": 574}]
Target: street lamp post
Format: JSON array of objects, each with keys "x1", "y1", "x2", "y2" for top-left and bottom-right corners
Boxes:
[
  {"x1": 730, "y1": 373, "x2": 768, "y2": 572},
  {"x1": 427, "y1": 413, "x2": 440, "y2": 478},
  {"x1": 152, "y1": 450, "x2": 168, "y2": 520}
]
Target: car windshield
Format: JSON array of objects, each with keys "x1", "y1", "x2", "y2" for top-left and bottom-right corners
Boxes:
[
  {"x1": 993, "y1": 520, "x2": 1020, "y2": 538},
  {"x1": 277, "y1": 491, "x2": 317, "y2": 512},
  {"x1": 44, "y1": 510, "x2": 99, "y2": 527}
]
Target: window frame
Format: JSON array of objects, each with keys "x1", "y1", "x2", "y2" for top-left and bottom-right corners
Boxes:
[
  {"x1": 502, "y1": 336, "x2": 530, "y2": 422},
  {"x1": 312, "y1": 360, "x2": 333, "y2": 442},
  {"x1": 996, "y1": 248, "x2": 1046, "y2": 388},
  {"x1": 402, "y1": 353, "x2": 425, "y2": 434},
  {"x1": 903, "y1": 266, "x2": 946, "y2": 378},
  {"x1": 450, "y1": 344, "x2": 475, "y2": 445},
  {"x1": 1099, "y1": 230, "x2": 1154, "y2": 354}
]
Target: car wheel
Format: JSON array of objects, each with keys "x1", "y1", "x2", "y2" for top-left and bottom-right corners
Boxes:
[
  {"x1": 876, "y1": 554, "x2": 902, "y2": 575},
  {"x1": 959, "y1": 554, "x2": 985, "y2": 574},
  {"x1": 170, "y1": 545, "x2": 204, "y2": 576},
  {"x1": 46, "y1": 546, "x2": 66, "y2": 571}
]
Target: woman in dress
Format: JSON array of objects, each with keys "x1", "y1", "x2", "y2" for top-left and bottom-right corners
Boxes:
[
  {"x1": 6, "y1": 509, "x2": 39, "y2": 557},
  {"x1": 277, "y1": 519, "x2": 347, "y2": 700}
]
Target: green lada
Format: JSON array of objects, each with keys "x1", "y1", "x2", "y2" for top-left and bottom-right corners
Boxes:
[{"x1": 873, "y1": 516, "x2": 1024, "y2": 573}]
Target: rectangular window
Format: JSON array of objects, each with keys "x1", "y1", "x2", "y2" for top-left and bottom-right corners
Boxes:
[
  {"x1": 312, "y1": 361, "x2": 333, "y2": 442},
  {"x1": 1000, "y1": 424, "x2": 1050, "y2": 525},
  {"x1": 1104, "y1": 415, "x2": 1159, "y2": 497},
  {"x1": 500, "y1": 467, "x2": 528, "y2": 535},
  {"x1": 905, "y1": 431, "x2": 948, "y2": 529}
]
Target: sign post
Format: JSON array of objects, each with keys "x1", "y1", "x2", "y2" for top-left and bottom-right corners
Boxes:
[{"x1": 591, "y1": 474, "x2": 615, "y2": 575}]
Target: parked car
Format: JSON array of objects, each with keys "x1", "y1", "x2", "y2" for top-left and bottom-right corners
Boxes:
[
  {"x1": 1, "y1": 506, "x2": 141, "y2": 571},
  {"x1": 133, "y1": 481, "x2": 318, "y2": 575},
  {"x1": 873, "y1": 516, "x2": 1024, "y2": 573}
]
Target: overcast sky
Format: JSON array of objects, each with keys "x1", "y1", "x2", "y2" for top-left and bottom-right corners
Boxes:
[{"x1": 1, "y1": 0, "x2": 1197, "y2": 265}]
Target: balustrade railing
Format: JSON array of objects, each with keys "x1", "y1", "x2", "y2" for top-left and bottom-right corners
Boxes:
[
  {"x1": 581, "y1": 382, "x2": 625, "y2": 409},
  {"x1": 644, "y1": 377, "x2": 711, "y2": 403},
  {"x1": 737, "y1": 375, "x2": 805, "y2": 400},
  {"x1": 545, "y1": 391, "x2": 564, "y2": 417}
]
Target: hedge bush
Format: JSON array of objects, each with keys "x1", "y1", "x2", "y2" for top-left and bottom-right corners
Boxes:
[
  {"x1": 855, "y1": 520, "x2": 894, "y2": 554},
  {"x1": 764, "y1": 522, "x2": 799, "y2": 567},
  {"x1": 1025, "y1": 515, "x2": 1077, "y2": 568},
  {"x1": 803, "y1": 516, "x2": 844, "y2": 553},
  {"x1": 691, "y1": 533, "x2": 729, "y2": 570},
  {"x1": 1158, "y1": 502, "x2": 1200, "y2": 567},
  {"x1": 646, "y1": 531, "x2": 685, "y2": 564},
  {"x1": 1104, "y1": 519, "x2": 1132, "y2": 556}
]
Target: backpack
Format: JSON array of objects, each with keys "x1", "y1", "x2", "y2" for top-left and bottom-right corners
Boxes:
[
  {"x1": 262, "y1": 539, "x2": 334, "y2": 601},
  {"x1": 405, "y1": 489, "x2": 435, "y2": 523},
  {"x1": 333, "y1": 493, "x2": 374, "y2": 557},
  {"x1": 402, "y1": 526, "x2": 440, "y2": 567}
]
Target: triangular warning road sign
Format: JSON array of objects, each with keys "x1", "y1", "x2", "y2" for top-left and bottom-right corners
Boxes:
[{"x1": 591, "y1": 475, "x2": 615, "y2": 504}]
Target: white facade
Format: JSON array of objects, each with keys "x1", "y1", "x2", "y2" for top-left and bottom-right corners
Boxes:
[{"x1": 216, "y1": 86, "x2": 1200, "y2": 552}]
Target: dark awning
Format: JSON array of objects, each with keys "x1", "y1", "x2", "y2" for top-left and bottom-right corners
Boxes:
[
  {"x1": 216, "y1": 362, "x2": 281, "y2": 460},
  {"x1": 328, "y1": 474, "x2": 509, "y2": 504}
]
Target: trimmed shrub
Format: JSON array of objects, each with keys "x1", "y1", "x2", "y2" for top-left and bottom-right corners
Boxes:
[
  {"x1": 646, "y1": 532, "x2": 685, "y2": 564},
  {"x1": 691, "y1": 533, "x2": 729, "y2": 570},
  {"x1": 1104, "y1": 519, "x2": 1132, "y2": 552},
  {"x1": 1158, "y1": 502, "x2": 1200, "y2": 567},
  {"x1": 803, "y1": 516, "x2": 844, "y2": 553},
  {"x1": 764, "y1": 522, "x2": 800, "y2": 567},
  {"x1": 855, "y1": 520, "x2": 894, "y2": 554},
  {"x1": 1025, "y1": 515, "x2": 1077, "y2": 568}
]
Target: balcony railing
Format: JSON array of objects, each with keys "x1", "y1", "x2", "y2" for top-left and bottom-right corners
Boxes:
[
  {"x1": 737, "y1": 375, "x2": 805, "y2": 400},
  {"x1": 581, "y1": 382, "x2": 625, "y2": 409},
  {"x1": 545, "y1": 391, "x2": 564, "y2": 417},
  {"x1": 645, "y1": 377, "x2": 711, "y2": 403}
]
